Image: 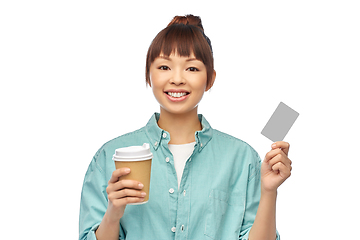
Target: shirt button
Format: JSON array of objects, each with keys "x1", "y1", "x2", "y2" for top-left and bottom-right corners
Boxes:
[
  {"x1": 200, "y1": 143, "x2": 203, "y2": 147},
  {"x1": 162, "y1": 133, "x2": 167, "y2": 138},
  {"x1": 183, "y1": 190, "x2": 186, "y2": 196},
  {"x1": 171, "y1": 227, "x2": 176, "y2": 232},
  {"x1": 169, "y1": 188, "x2": 174, "y2": 194},
  {"x1": 165, "y1": 157, "x2": 170, "y2": 162},
  {"x1": 181, "y1": 225, "x2": 184, "y2": 231},
  {"x1": 154, "y1": 141, "x2": 158, "y2": 146}
]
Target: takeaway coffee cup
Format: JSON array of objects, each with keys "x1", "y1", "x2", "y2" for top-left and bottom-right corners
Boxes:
[{"x1": 113, "y1": 143, "x2": 153, "y2": 204}]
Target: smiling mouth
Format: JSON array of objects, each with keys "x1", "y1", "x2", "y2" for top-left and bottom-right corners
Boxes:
[{"x1": 165, "y1": 92, "x2": 190, "y2": 98}]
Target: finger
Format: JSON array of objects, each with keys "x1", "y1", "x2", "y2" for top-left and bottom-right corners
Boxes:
[
  {"x1": 114, "y1": 179, "x2": 144, "y2": 191},
  {"x1": 271, "y1": 141, "x2": 290, "y2": 155},
  {"x1": 107, "y1": 179, "x2": 144, "y2": 194},
  {"x1": 109, "y1": 168, "x2": 131, "y2": 184},
  {"x1": 109, "y1": 188, "x2": 146, "y2": 200},
  {"x1": 268, "y1": 154, "x2": 292, "y2": 170},
  {"x1": 264, "y1": 148, "x2": 284, "y2": 162},
  {"x1": 114, "y1": 196, "x2": 146, "y2": 206},
  {"x1": 272, "y1": 162, "x2": 291, "y2": 179}
]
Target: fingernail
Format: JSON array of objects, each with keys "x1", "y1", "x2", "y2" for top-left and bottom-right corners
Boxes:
[
  {"x1": 124, "y1": 168, "x2": 130, "y2": 173},
  {"x1": 272, "y1": 143, "x2": 277, "y2": 148},
  {"x1": 141, "y1": 192, "x2": 146, "y2": 197},
  {"x1": 138, "y1": 183, "x2": 144, "y2": 189}
]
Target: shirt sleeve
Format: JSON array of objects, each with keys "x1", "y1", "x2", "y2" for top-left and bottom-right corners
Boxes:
[
  {"x1": 239, "y1": 151, "x2": 280, "y2": 240},
  {"x1": 79, "y1": 148, "x2": 111, "y2": 240}
]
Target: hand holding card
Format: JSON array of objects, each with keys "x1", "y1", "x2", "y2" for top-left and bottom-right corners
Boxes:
[
  {"x1": 261, "y1": 141, "x2": 292, "y2": 193},
  {"x1": 260, "y1": 102, "x2": 298, "y2": 192}
]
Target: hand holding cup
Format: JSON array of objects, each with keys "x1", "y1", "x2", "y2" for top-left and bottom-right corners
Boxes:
[
  {"x1": 106, "y1": 143, "x2": 153, "y2": 221},
  {"x1": 105, "y1": 167, "x2": 146, "y2": 222}
]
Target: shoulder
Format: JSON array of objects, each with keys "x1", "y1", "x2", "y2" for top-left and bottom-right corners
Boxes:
[
  {"x1": 211, "y1": 128, "x2": 262, "y2": 165},
  {"x1": 92, "y1": 126, "x2": 147, "y2": 164},
  {"x1": 208, "y1": 128, "x2": 262, "y2": 180},
  {"x1": 91, "y1": 113, "x2": 158, "y2": 166},
  {"x1": 212, "y1": 129, "x2": 258, "y2": 153},
  {"x1": 101, "y1": 126, "x2": 147, "y2": 152}
]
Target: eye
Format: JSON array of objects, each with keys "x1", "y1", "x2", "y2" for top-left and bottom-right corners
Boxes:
[
  {"x1": 159, "y1": 65, "x2": 170, "y2": 70},
  {"x1": 187, "y1": 67, "x2": 199, "y2": 72}
]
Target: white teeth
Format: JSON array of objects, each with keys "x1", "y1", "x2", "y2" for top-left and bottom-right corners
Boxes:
[{"x1": 167, "y1": 92, "x2": 187, "y2": 98}]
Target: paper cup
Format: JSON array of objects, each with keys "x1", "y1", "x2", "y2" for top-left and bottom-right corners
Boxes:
[{"x1": 113, "y1": 143, "x2": 153, "y2": 204}]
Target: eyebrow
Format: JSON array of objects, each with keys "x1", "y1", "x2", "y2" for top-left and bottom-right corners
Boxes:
[
  {"x1": 158, "y1": 56, "x2": 199, "y2": 62},
  {"x1": 158, "y1": 56, "x2": 171, "y2": 60},
  {"x1": 186, "y1": 58, "x2": 198, "y2": 62}
]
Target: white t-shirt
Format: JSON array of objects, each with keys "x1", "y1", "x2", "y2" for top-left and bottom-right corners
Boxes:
[{"x1": 168, "y1": 142, "x2": 196, "y2": 189}]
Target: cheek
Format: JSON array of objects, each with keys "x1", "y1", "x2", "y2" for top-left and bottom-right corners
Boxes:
[
  {"x1": 149, "y1": 72, "x2": 160, "y2": 89},
  {"x1": 192, "y1": 75, "x2": 208, "y2": 92},
  {"x1": 149, "y1": 73, "x2": 165, "y2": 98}
]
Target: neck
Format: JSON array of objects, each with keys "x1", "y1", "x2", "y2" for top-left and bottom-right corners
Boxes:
[{"x1": 157, "y1": 107, "x2": 202, "y2": 144}]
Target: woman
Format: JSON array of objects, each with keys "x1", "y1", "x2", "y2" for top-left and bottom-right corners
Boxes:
[{"x1": 79, "y1": 14, "x2": 292, "y2": 240}]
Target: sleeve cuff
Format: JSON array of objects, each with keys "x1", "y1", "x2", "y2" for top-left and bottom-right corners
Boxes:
[
  {"x1": 81, "y1": 224, "x2": 100, "y2": 240},
  {"x1": 240, "y1": 228, "x2": 280, "y2": 240},
  {"x1": 81, "y1": 223, "x2": 124, "y2": 240}
]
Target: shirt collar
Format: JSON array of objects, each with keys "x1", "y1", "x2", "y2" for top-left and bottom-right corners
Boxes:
[{"x1": 145, "y1": 113, "x2": 213, "y2": 152}]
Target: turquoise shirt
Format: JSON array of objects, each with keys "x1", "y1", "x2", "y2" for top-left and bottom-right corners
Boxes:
[{"x1": 79, "y1": 113, "x2": 280, "y2": 240}]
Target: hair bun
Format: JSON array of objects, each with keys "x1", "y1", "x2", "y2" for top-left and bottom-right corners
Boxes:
[{"x1": 167, "y1": 14, "x2": 204, "y2": 31}]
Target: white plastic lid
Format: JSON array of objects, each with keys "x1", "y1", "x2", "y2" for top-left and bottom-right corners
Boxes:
[{"x1": 113, "y1": 143, "x2": 153, "y2": 161}]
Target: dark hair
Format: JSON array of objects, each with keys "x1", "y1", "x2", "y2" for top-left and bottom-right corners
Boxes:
[{"x1": 145, "y1": 15, "x2": 214, "y2": 86}]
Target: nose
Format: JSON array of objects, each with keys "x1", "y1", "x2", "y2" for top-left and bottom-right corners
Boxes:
[{"x1": 170, "y1": 69, "x2": 185, "y2": 85}]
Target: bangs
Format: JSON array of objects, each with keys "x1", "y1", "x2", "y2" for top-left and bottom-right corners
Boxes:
[
  {"x1": 154, "y1": 24, "x2": 204, "y2": 58},
  {"x1": 146, "y1": 24, "x2": 213, "y2": 85}
]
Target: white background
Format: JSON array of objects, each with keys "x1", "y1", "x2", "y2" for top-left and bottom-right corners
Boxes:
[{"x1": 1, "y1": 1, "x2": 359, "y2": 239}]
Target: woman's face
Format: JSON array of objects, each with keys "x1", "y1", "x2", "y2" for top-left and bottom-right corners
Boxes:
[{"x1": 149, "y1": 52, "x2": 212, "y2": 115}]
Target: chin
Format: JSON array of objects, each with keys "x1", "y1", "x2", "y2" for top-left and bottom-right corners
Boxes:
[{"x1": 160, "y1": 105, "x2": 199, "y2": 116}]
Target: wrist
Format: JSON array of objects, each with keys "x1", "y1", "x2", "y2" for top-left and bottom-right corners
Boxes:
[
  {"x1": 103, "y1": 210, "x2": 121, "y2": 226},
  {"x1": 95, "y1": 210, "x2": 121, "y2": 240},
  {"x1": 260, "y1": 187, "x2": 278, "y2": 199}
]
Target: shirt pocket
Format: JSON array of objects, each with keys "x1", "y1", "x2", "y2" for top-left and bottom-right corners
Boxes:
[{"x1": 204, "y1": 189, "x2": 245, "y2": 240}]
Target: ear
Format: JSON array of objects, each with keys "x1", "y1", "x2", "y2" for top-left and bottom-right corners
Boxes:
[{"x1": 205, "y1": 70, "x2": 216, "y2": 92}]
